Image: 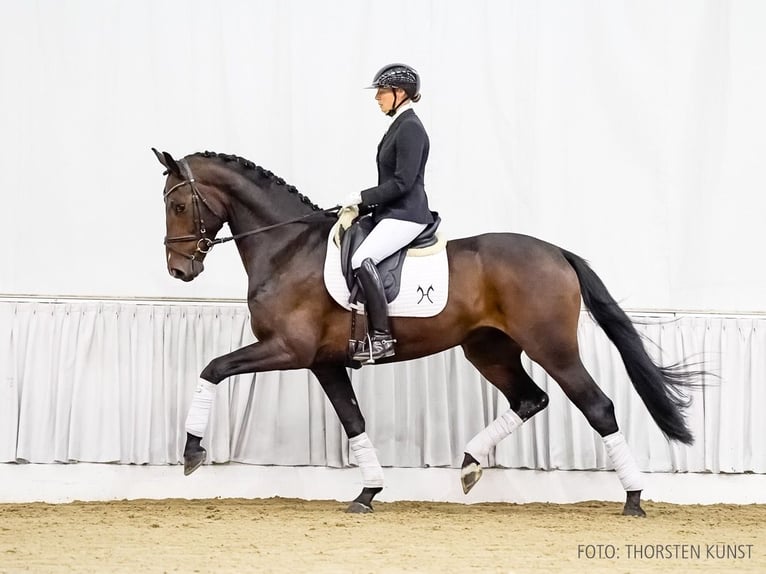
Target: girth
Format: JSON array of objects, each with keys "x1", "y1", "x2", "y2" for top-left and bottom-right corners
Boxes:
[{"x1": 340, "y1": 212, "x2": 441, "y2": 304}]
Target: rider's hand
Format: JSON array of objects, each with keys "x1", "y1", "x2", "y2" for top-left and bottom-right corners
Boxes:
[{"x1": 342, "y1": 192, "x2": 362, "y2": 208}]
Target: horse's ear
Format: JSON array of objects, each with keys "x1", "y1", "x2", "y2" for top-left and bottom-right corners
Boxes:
[
  {"x1": 151, "y1": 147, "x2": 182, "y2": 178},
  {"x1": 151, "y1": 147, "x2": 166, "y2": 166}
]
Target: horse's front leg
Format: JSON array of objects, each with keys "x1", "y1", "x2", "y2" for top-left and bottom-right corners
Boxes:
[
  {"x1": 312, "y1": 365, "x2": 383, "y2": 514},
  {"x1": 183, "y1": 338, "x2": 302, "y2": 476}
]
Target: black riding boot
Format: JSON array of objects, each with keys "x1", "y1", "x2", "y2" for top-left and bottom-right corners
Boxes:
[{"x1": 352, "y1": 258, "x2": 396, "y2": 364}]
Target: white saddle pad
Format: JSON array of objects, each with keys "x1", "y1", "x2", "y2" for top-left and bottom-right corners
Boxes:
[{"x1": 323, "y1": 226, "x2": 449, "y2": 318}]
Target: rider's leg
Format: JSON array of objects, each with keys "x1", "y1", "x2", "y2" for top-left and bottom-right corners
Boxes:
[
  {"x1": 352, "y1": 258, "x2": 395, "y2": 362},
  {"x1": 350, "y1": 219, "x2": 426, "y2": 363},
  {"x1": 350, "y1": 218, "x2": 427, "y2": 269}
]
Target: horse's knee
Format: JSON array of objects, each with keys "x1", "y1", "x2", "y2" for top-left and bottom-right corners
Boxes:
[
  {"x1": 516, "y1": 388, "x2": 549, "y2": 420},
  {"x1": 200, "y1": 359, "x2": 224, "y2": 384}
]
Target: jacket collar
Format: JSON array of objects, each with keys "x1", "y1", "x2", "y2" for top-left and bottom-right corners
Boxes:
[
  {"x1": 390, "y1": 101, "x2": 413, "y2": 121},
  {"x1": 378, "y1": 106, "x2": 415, "y2": 151}
]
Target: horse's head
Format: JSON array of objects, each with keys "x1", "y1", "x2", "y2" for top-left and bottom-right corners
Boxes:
[{"x1": 153, "y1": 148, "x2": 227, "y2": 281}]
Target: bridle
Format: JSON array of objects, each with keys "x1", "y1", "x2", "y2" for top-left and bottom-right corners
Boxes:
[
  {"x1": 163, "y1": 160, "x2": 226, "y2": 262},
  {"x1": 163, "y1": 159, "x2": 341, "y2": 263}
]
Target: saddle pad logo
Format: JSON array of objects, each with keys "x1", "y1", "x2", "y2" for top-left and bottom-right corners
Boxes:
[{"x1": 417, "y1": 285, "x2": 435, "y2": 304}]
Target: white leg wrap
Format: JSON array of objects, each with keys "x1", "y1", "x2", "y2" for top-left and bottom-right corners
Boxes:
[
  {"x1": 603, "y1": 431, "x2": 644, "y2": 492},
  {"x1": 185, "y1": 380, "x2": 217, "y2": 438},
  {"x1": 349, "y1": 432, "x2": 384, "y2": 488},
  {"x1": 465, "y1": 409, "x2": 524, "y2": 462}
]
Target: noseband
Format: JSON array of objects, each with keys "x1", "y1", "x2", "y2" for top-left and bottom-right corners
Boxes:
[{"x1": 163, "y1": 160, "x2": 341, "y2": 264}]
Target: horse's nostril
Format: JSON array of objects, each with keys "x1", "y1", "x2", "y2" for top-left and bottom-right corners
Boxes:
[{"x1": 170, "y1": 267, "x2": 186, "y2": 280}]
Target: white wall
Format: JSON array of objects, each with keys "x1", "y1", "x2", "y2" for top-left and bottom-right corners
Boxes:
[
  {"x1": 3, "y1": 464, "x2": 765, "y2": 505},
  {"x1": 2, "y1": 0, "x2": 765, "y2": 310}
]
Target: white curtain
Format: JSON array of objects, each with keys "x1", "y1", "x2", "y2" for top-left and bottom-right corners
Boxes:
[
  {"x1": 1, "y1": 1, "x2": 765, "y2": 476},
  {"x1": 1, "y1": 300, "x2": 763, "y2": 473}
]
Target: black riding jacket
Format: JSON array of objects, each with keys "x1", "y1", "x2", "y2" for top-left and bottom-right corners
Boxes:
[{"x1": 359, "y1": 108, "x2": 434, "y2": 225}]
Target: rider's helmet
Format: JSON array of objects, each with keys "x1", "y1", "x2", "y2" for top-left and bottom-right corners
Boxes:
[{"x1": 367, "y1": 63, "x2": 421, "y2": 103}]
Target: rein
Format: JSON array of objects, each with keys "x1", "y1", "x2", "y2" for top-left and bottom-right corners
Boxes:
[
  {"x1": 164, "y1": 159, "x2": 340, "y2": 260},
  {"x1": 205, "y1": 206, "x2": 341, "y2": 249}
]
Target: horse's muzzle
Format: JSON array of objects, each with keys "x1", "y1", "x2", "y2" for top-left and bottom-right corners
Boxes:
[{"x1": 169, "y1": 264, "x2": 201, "y2": 282}]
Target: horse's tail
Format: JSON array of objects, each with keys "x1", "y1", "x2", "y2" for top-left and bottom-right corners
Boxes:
[{"x1": 560, "y1": 249, "x2": 699, "y2": 445}]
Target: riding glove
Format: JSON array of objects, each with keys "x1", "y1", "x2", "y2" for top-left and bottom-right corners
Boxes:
[{"x1": 342, "y1": 192, "x2": 362, "y2": 208}]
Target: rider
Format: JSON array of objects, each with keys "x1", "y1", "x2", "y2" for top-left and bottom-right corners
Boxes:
[{"x1": 343, "y1": 63, "x2": 435, "y2": 364}]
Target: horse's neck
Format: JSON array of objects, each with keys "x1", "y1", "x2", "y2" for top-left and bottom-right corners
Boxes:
[
  {"x1": 223, "y1": 173, "x2": 328, "y2": 285},
  {"x1": 228, "y1": 185, "x2": 312, "y2": 231}
]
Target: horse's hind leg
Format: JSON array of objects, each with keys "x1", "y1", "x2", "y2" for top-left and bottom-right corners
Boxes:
[
  {"x1": 311, "y1": 364, "x2": 383, "y2": 514},
  {"x1": 528, "y1": 341, "x2": 646, "y2": 517},
  {"x1": 459, "y1": 328, "x2": 550, "y2": 494}
]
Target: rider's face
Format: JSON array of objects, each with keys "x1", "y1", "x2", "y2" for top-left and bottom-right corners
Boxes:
[{"x1": 375, "y1": 87, "x2": 403, "y2": 114}]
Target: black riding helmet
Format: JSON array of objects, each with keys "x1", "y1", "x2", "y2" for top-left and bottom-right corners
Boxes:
[{"x1": 367, "y1": 63, "x2": 421, "y2": 116}]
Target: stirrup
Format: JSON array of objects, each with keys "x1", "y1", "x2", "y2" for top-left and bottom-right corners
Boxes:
[{"x1": 352, "y1": 333, "x2": 396, "y2": 364}]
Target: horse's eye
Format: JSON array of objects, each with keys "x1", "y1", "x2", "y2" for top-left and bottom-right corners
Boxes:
[{"x1": 174, "y1": 203, "x2": 186, "y2": 214}]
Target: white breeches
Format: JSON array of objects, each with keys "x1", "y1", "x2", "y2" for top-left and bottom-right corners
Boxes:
[{"x1": 350, "y1": 218, "x2": 427, "y2": 269}]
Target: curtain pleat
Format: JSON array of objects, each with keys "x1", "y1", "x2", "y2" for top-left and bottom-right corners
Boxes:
[
  {"x1": 0, "y1": 305, "x2": 19, "y2": 462},
  {"x1": 0, "y1": 301, "x2": 763, "y2": 473}
]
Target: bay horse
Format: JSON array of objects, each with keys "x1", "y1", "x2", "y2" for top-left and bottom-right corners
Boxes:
[{"x1": 154, "y1": 149, "x2": 701, "y2": 516}]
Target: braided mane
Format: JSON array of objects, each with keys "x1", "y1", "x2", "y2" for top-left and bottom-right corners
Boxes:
[{"x1": 193, "y1": 151, "x2": 322, "y2": 211}]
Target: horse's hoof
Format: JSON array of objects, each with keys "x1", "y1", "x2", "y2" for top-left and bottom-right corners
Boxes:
[
  {"x1": 622, "y1": 505, "x2": 646, "y2": 517},
  {"x1": 622, "y1": 490, "x2": 646, "y2": 517},
  {"x1": 183, "y1": 446, "x2": 206, "y2": 476},
  {"x1": 346, "y1": 501, "x2": 374, "y2": 514},
  {"x1": 460, "y1": 460, "x2": 482, "y2": 494}
]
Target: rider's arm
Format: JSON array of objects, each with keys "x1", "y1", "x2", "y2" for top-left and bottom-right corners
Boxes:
[{"x1": 359, "y1": 120, "x2": 426, "y2": 207}]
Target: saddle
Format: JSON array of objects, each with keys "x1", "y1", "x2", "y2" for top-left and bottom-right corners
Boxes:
[{"x1": 340, "y1": 212, "x2": 441, "y2": 304}]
